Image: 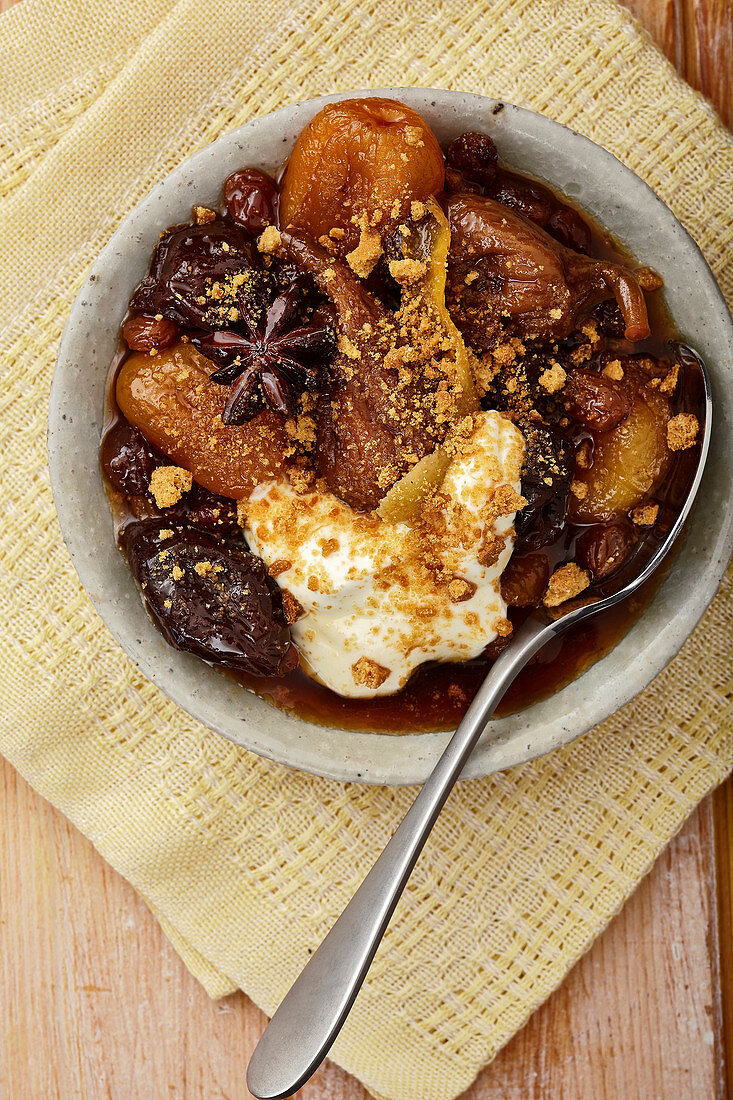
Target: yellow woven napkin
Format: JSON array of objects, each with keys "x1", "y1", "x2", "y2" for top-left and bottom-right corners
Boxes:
[{"x1": 1, "y1": 0, "x2": 732, "y2": 1097}]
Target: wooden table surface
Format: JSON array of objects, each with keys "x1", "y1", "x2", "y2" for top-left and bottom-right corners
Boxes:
[{"x1": 1, "y1": 1, "x2": 731, "y2": 1097}]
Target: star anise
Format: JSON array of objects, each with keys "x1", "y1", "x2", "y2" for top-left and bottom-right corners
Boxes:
[{"x1": 193, "y1": 281, "x2": 334, "y2": 424}]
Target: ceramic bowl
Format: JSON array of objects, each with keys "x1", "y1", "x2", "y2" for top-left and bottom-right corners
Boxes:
[{"x1": 48, "y1": 88, "x2": 733, "y2": 785}]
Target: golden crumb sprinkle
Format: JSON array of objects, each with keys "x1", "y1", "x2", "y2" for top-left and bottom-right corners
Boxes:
[
  {"x1": 329, "y1": 226, "x2": 346, "y2": 239},
  {"x1": 658, "y1": 362, "x2": 679, "y2": 396},
  {"x1": 404, "y1": 126, "x2": 425, "y2": 147},
  {"x1": 602, "y1": 359, "x2": 625, "y2": 381},
  {"x1": 410, "y1": 199, "x2": 426, "y2": 220},
  {"x1": 171, "y1": 564, "x2": 185, "y2": 581},
  {"x1": 631, "y1": 502, "x2": 659, "y2": 526},
  {"x1": 667, "y1": 412, "x2": 699, "y2": 451},
  {"x1": 346, "y1": 213, "x2": 382, "y2": 278},
  {"x1": 268, "y1": 559, "x2": 292, "y2": 577},
  {"x1": 543, "y1": 563, "x2": 590, "y2": 608},
  {"x1": 570, "y1": 479, "x2": 588, "y2": 499},
  {"x1": 538, "y1": 361, "x2": 567, "y2": 394},
  {"x1": 388, "y1": 258, "x2": 427, "y2": 286},
  {"x1": 192, "y1": 205, "x2": 217, "y2": 225},
  {"x1": 281, "y1": 590, "x2": 305, "y2": 624},
  {"x1": 494, "y1": 616, "x2": 513, "y2": 637},
  {"x1": 351, "y1": 656, "x2": 390, "y2": 689},
  {"x1": 149, "y1": 465, "x2": 193, "y2": 509},
  {"x1": 257, "y1": 225, "x2": 282, "y2": 254},
  {"x1": 447, "y1": 578, "x2": 477, "y2": 603},
  {"x1": 575, "y1": 440, "x2": 593, "y2": 469},
  {"x1": 464, "y1": 270, "x2": 480, "y2": 285}
]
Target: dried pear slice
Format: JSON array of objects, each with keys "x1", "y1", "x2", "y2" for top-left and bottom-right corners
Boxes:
[{"x1": 377, "y1": 446, "x2": 451, "y2": 524}]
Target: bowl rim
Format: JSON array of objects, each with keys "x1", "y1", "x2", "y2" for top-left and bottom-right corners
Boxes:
[{"x1": 49, "y1": 87, "x2": 733, "y2": 785}]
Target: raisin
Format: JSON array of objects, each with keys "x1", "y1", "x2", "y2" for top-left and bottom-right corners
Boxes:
[
  {"x1": 490, "y1": 172, "x2": 553, "y2": 224},
  {"x1": 500, "y1": 553, "x2": 550, "y2": 607},
  {"x1": 122, "y1": 315, "x2": 180, "y2": 352},
  {"x1": 101, "y1": 420, "x2": 155, "y2": 495},
  {"x1": 563, "y1": 368, "x2": 631, "y2": 431},
  {"x1": 576, "y1": 519, "x2": 637, "y2": 579},
  {"x1": 123, "y1": 520, "x2": 292, "y2": 676},
  {"x1": 224, "y1": 168, "x2": 279, "y2": 235},
  {"x1": 444, "y1": 165, "x2": 481, "y2": 194},
  {"x1": 129, "y1": 220, "x2": 271, "y2": 329},
  {"x1": 445, "y1": 132, "x2": 498, "y2": 187},
  {"x1": 515, "y1": 421, "x2": 574, "y2": 551}
]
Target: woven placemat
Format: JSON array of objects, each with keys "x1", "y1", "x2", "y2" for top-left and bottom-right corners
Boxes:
[{"x1": 1, "y1": 1, "x2": 732, "y2": 1098}]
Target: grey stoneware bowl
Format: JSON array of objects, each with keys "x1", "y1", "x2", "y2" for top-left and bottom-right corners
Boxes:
[{"x1": 49, "y1": 88, "x2": 733, "y2": 786}]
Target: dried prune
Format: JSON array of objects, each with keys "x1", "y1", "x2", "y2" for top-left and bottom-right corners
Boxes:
[
  {"x1": 169, "y1": 483, "x2": 241, "y2": 537},
  {"x1": 129, "y1": 220, "x2": 271, "y2": 330},
  {"x1": 122, "y1": 315, "x2": 180, "y2": 352},
  {"x1": 563, "y1": 368, "x2": 631, "y2": 431},
  {"x1": 514, "y1": 421, "x2": 574, "y2": 551},
  {"x1": 445, "y1": 132, "x2": 498, "y2": 187},
  {"x1": 500, "y1": 552, "x2": 550, "y2": 606},
  {"x1": 224, "y1": 168, "x2": 278, "y2": 235},
  {"x1": 101, "y1": 420, "x2": 155, "y2": 495},
  {"x1": 123, "y1": 520, "x2": 293, "y2": 675},
  {"x1": 576, "y1": 519, "x2": 637, "y2": 579}
]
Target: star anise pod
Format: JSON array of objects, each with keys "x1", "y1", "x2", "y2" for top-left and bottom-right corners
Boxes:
[{"x1": 193, "y1": 281, "x2": 334, "y2": 424}]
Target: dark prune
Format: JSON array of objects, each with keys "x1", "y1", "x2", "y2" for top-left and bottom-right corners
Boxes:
[
  {"x1": 445, "y1": 132, "x2": 498, "y2": 187},
  {"x1": 129, "y1": 220, "x2": 272, "y2": 330},
  {"x1": 122, "y1": 315, "x2": 180, "y2": 352},
  {"x1": 169, "y1": 483, "x2": 241, "y2": 537},
  {"x1": 576, "y1": 519, "x2": 637, "y2": 579},
  {"x1": 514, "y1": 421, "x2": 574, "y2": 551},
  {"x1": 563, "y1": 368, "x2": 631, "y2": 431},
  {"x1": 101, "y1": 420, "x2": 155, "y2": 495},
  {"x1": 592, "y1": 300, "x2": 626, "y2": 338},
  {"x1": 224, "y1": 168, "x2": 279, "y2": 235},
  {"x1": 123, "y1": 520, "x2": 293, "y2": 676},
  {"x1": 500, "y1": 553, "x2": 550, "y2": 607}
]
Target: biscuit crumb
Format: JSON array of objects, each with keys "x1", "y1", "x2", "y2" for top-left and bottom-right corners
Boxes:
[
  {"x1": 410, "y1": 199, "x2": 426, "y2": 220},
  {"x1": 281, "y1": 590, "x2": 305, "y2": 624},
  {"x1": 658, "y1": 362, "x2": 679, "y2": 395},
  {"x1": 447, "y1": 578, "x2": 477, "y2": 603},
  {"x1": 150, "y1": 466, "x2": 193, "y2": 509},
  {"x1": 575, "y1": 440, "x2": 593, "y2": 469},
  {"x1": 346, "y1": 213, "x2": 382, "y2": 278},
  {"x1": 494, "y1": 616, "x2": 513, "y2": 637},
  {"x1": 267, "y1": 559, "x2": 292, "y2": 577},
  {"x1": 570, "y1": 479, "x2": 588, "y2": 499},
  {"x1": 538, "y1": 361, "x2": 566, "y2": 394},
  {"x1": 602, "y1": 359, "x2": 624, "y2": 381},
  {"x1": 667, "y1": 413, "x2": 699, "y2": 451},
  {"x1": 352, "y1": 656, "x2": 390, "y2": 689},
  {"x1": 543, "y1": 563, "x2": 590, "y2": 607},
  {"x1": 257, "y1": 225, "x2": 282, "y2": 254},
  {"x1": 388, "y1": 258, "x2": 427, "y2": 285},
  {"x1": 171, "y1": 564, "x2": 185, "y2": 581},
  {"x1": 193, "y1": 205, "x2": 217, "y2": 225},
  {"x1": 631, "y1": 503, "x2": 659, "y2": 526}
]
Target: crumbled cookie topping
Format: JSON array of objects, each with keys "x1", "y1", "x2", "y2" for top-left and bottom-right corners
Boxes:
[
  {"x1": 149, "y1": 465, "x2": 193, "y2": 508},
  {"x1": 667, "y1": 413, "x2": 699, "y2": 451},
  {"x1": 543, "y1": 562, "x2": 590, "y2": 607}
]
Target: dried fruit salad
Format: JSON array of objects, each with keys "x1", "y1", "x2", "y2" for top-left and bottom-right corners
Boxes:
[{"x1": 101, "y1": 97, "x2": 702, "y2": 732}]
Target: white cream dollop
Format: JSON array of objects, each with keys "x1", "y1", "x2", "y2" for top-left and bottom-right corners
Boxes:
[{"x1": 245, "y1": 410, "x2": 525, "y2": 698}]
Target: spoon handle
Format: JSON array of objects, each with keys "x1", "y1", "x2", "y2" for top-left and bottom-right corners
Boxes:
[{"x1": 246, "y1": 616, "x2": 551, "y2": 1099}]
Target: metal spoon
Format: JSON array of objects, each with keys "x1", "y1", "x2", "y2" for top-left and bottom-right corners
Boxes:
[{"x1": 247, "y1": 349, "x2": 712, "y2": 1100}]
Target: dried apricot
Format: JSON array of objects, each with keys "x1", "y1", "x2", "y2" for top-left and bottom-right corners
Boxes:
[
  {"x1": 280, "y1": 98, "x2": 444, "y2": 254},
  {"x1": 116, "y1": 342, "x2": 288, "y2": 499}
]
